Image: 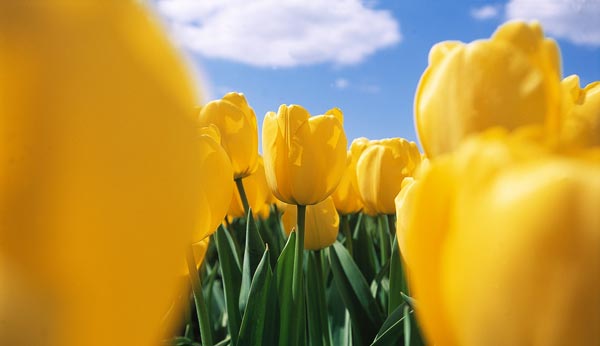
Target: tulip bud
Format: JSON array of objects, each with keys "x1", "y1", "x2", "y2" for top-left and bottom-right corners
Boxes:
[
  {"x1": 228, "y1": 156, "x2": 272, "y2": 220},
  {"x1": 398, "y1": 129, "x2": 600, "y2": 346},
  {"x1": 281, "y1": 197, "x2": 339, "y2": 250},
  {"x1": 198, "y1": 92, "x2": 259, "y2": 179},
  {"x1": 0, "y1": 1, "x2": 215, "y2": 345},
  {"x1": 331, "y1": 138, "x2": 369, "y2": 214},
  {"x1": 415, "y1": 21, "x2": 562, "y2": 157},
  {"x1": 560, "y1": 74, "x2": 600, "y2": 149},
  {"x1": 262, "y1": 105, "x2": 347, "y2": 205},
  {"x1": 356, "y1": 138, "x2": 421, "y2": 215}
]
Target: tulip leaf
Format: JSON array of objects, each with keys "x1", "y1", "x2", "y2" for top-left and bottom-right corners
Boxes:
[
  {"x1": 328, "y1": 274, "x2": 350, "y2": 346},
  {"x1": 258, "y1": 217, "x2": 282, "y2": 267},
  {"x1": 370, "y1": 303, "x2": 406, "y2": 346},
  {"x1": 274, "y1": 231, "x2": 297, "y2": 346},
  {"x1": 239, "y1": 209, "x2": 266, "y2": 314},
  {"x1": 403, "y1": 305, "x2": 425, "y2": 346},
  {"x1": 306, "y1": 251, "x2": 332, "y2": 346},
  {"x1": 388, "y1": 236, "x2": 406, "y2": 314},
  {"x1": 329, "y1": 242, "x2": 384, "y2": 345},
  {"x1": 353, "y1": 214, "x2": 378, "y2": 282},
  {"x1": 237, "y1": 247, "x2": 272, "y2": 346},
  {"x1": 215, "y1": 225, "x2": 242, "y2": 346}
]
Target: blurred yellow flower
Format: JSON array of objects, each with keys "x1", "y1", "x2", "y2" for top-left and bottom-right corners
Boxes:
[
  {"x1": 331, "y1": 138, "x2": 370, "y2": 214},
  {"x1": 398, "y1": 129, "x2": 600, "y2": 346},
  {"x1": 0, "y1": 1, "x2": 212, "y2": 345},
  {"x1": 415, "y1": 20, "x2": 562, "y2": 157},
  {"x1": 198, "y1": 92, "x2": 259, "y2": 179},
  {"x1": 228, "y1": 156, "x2": 272, "y2": 220},
  {"x1": 262, "y1": 105, "x2": 347, "y2": 205},
  {"x1": 560, "y1": 74, "x2": 600, "y2": 149},
  {"x1": 356, "y1": 138, "x2": 421, "y2": 215},
  {"x1": 281, "y1": 197, "x2": 339, "y2": 250}
]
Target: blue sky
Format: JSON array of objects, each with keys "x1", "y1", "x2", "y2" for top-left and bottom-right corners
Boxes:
[{"x1": 154, "y1": 0, "x2": 600, "y2": 146}]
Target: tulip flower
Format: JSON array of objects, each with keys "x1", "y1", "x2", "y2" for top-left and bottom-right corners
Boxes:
[
  {"x1": 415, "y1": 21, "x2": 562, "y2": 157},
  {"x1": 262, "y1": 105, "x2": 347, "y2": 206},
  {"x1": 356, "y1": 138, "x2": 421, "y2": 215},
  {"x1": 228, "y1": 156, "x2": 272, "y2": 220},
  {"x1": 281, "y1": 197, "x2": 339, "y2": 250},
  {"x1": 398, "y1": 129, "x2": 600, "y2": 346},
  {"x1": 196, "y1": 125, "x2": 235, "y2": 242},
  {"x1": 0, "y1": 1, "x2": 215, "y2": 345},
  {"x1": 331, "y1": 138, "x2": 369, "y2": 215},
  {"x1": 198, "y1": 92, "x2": 259, "y2": 179},
  {"x1": 560, "y1": 74, "x2": 600, "y2": 149}
]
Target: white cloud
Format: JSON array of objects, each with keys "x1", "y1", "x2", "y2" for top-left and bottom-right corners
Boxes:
[
  {"x1": 470, "y1": 5, "x2": 501, "y2": 20},
  {"x1": 334, "y1": 78, "x2": 350, "y2": 89},
  {"x1": 506, "y1": 0, "x2": 600, "y2": 46},
  {"x1": 155, "y1": 0, "x2": 401, "y2": 68}
]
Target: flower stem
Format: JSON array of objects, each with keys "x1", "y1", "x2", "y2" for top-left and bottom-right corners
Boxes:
[
  {"x1": 292, "y1": 204, "x2": 307, "y2": 344},
  {"x1": 314, "y1": 250, "x2": 332, "y2": 346},
  {"x1": 186, "y1": 246, "x2": 213, "y2": 346},
  {"x1": 235, "y1": 177, "x2": 250, "y2": 215},
  {"x1": 341, "y1": 214, "x2": 353, "y2": 256}
]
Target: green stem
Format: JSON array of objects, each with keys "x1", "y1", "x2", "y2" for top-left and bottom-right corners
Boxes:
[
  {"x1": 314, "y1": 250, "x2": 332, "y2": 346},
  {"x1": 378, "y1": 215, "x2": 391, "y2": 266},
  {"x1": 340, "y1": 214, "x2": 353, "y2": 256},
  {"x1": 387, "y1": 214, "x2": 396, "y2": 236},
  {"x1": 186, "y1": 246, "x2": 213, "y2": 346},
  {"x1": 235, "y1": 178, "x2": 250, "y2": 216},
  {"x1": 293, "y1": 204, "x2": 306, "y2": 344}
]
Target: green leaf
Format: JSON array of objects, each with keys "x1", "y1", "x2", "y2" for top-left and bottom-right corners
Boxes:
[
  {"x1": 353, "y1": 214, "x2": 379, "y2": 282},
  {"x1": 238, "y1": 247, "x2": 273, "y2": 346},
  {"x1": 215, "y1": 225, "x2": 242, "y2": 346},
  {"x1": 388, "y1": 236, "x2": 405, "y2": 314},
  {"x1": 327, "y1": 275, "x2": 349, "y2": 346},
  {"x1": 329, "y1": 242, "x2": 384, "y2": 345},
  {"x1": 403, "y1": 305, "x2": 425, "y2": 346},
  {"x1": 306, "y1": 251, "x2": 332, "y2": 346},
  {"x1": 239, "y1": 209, "x2": 266, "y2": 315},
  {"x1": 370, "y1": 303, "x2": 405, "y2": 346},
  {"x1": 274, "y1": 232, "x2": 297, "y2": 346}
]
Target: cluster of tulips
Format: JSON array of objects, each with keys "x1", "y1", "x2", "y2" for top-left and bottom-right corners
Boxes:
[{"x1": 1, "y1": 1, "x2": 598, "y2": 346}]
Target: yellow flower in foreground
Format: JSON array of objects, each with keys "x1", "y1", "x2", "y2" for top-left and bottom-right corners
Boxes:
[
  {"x1": 198, "y1": 92, "x2": 259, "y2": 179},
  {"x1": 0, "y1": 2, "x2": 209, "y2": 345},
  {"x1": 560, "y1": 74, "x2": 600, "y2": 149},
  {"x1": 415, "y1": 20, "x2": 561, "y2": 157},
  {"x1": 356, "y1": 138, "x2": 421, "y2": 215},
  {"x1": 262, "y1": 105, "x2": 347, "y2": 205},
  {"x1": 331, "y1": 138, "x2": 370, "y2": 214},
  {"x1": 196, "y1": 125, "x2": 234, "y2": 242},
  {"x1": 281, "y1": 197, "x2": 339, "y2": 250},
  {"x1": 228, "y1": 156, "x2": 272, "y2": 220},
  {"x1": 397, "y1": 129, "x2": 600, "y2": 346}
]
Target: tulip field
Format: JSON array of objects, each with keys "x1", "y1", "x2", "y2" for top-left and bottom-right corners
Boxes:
[{"x1": 1, "y1": 2, "x2": 599, "y2": 346}]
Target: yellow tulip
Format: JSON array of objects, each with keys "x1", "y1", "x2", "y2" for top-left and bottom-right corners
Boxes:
[
  {"x1": 560, "y1": 74, "x2": 600, "y2": 149},
  {"x1": 196, "y1": 125, "x2": 235, "y2": 242},
  {"x1": 198, "y1": 92, "x2": 259, "y2": 179},
  {"x1": 331, "y1": 138, "x2": 370, "y2": 214},
  {"x1": 398, "y1": 129, "x2": 600, "y2": 346},
  {"x1": 228, "y1": 156, "x2": 272, "y2": 220},
  {"x1": 356, "y1": 138, "x2": 421, "y2": 215},
  {"x1": 281, "y1": 197, "x2": 339, "y2": 250},
  {"x1": 0, "y1": 2, "x2": 214, "y2": 345},
  {"x1": 262, "y1": 105, "x2": 347, "y2": 205},
  {"x1": 415, "y1": 20, "x2": 562, "y2": 157}
]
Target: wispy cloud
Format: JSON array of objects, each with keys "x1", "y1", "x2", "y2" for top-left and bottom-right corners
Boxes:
[
  {"x1": 506, "y1": 0, "x2": 600, "y2": 46},
  {"x1": 155, "y1": 0, "x2": 401, "y2": 68},
  {"x1": 470, "y1": 4, "x2": 502, "y2": 20},
  {"x1": 334, "y1": 78, "x2": 350, "y2": 89}
]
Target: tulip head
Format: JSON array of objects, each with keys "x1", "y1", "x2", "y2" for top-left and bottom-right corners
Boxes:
[
  {"x1": 331, "y1": 138, "x2": 370, "y2": 214},
  {"x1": 415, "y1": 21, "x2": 562, "y2": 157},
  {"x1": 398, "y1": 130, "x2": 600, "y2": 346},
  {"x1": 356, "y1": 138, "x2": 421, "y2": 215},
  {"x1": 560, "y1": 75, "x2": 600, "y2": 149},
  {"x1": 262, "y1": 105, "x2": 347, "y2": 205},
  {"x1": 198, "y1": 92, "x2": 259, "y2": 179},
  {"x1": 281, "y1": 197, "x2": 339, "y2": 250},
  {"x1": 228, "y1": 156, "x2": 272, "y2": 220}
]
